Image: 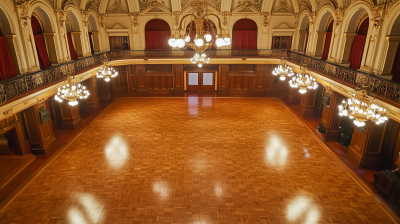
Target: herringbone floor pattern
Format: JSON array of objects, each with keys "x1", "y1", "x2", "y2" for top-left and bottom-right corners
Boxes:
[{"x1": 0, "y1": 98, "x2": 393, "y2": 223}]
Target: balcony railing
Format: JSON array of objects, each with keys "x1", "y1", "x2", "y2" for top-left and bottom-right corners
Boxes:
[
  {"x1": 287, "y1": 51, "x2": 400, "y2": 106},
  {"x1": 0, "y1": 49, "x2": 399, "y2": 108}
]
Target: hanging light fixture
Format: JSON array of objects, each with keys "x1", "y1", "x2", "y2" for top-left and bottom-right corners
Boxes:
[
  {"x1": 289, "y1": 65, "x2": 318, "y2": 94},
  {"x1": 273, "y1": 58, "x2": 294, "y2": 81},
  {"x1": 338, "y1": 84, "x2": 388, "y2": 127},
  {"x1": 96, "y1": 57, "x2": 118, "y2": 82},
  {"x1": 55, "y1": 74, "x2": 90, "y2": 106},
  {"x1": 190, "y1": 52, "x2": 210, "y2": 67},
  {"x1": 168, "y1": 0, "x2": 230, "y2": 66}
]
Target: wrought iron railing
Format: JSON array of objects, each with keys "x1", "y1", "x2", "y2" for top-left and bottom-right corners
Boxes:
[
  {"x1": 286, "y1": 51, "x2": 400, "y2": 106},
  {"x1": 1, "y1": 49, "x2": 399, "y2": 107}
]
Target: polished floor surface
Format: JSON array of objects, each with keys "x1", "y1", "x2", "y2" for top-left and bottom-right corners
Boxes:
[{"x1": 0, "y1": 98, "x2": 393, "y2": 224}]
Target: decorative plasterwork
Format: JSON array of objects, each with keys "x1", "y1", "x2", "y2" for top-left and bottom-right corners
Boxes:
[
  {"x1": 181, "y1": 0, "x2": 221, "y2": 11},
  {"x1": 81, "y1": 10, "x2": 88, "y2": 27},
  {"x1": 99, "y1": 13, "x2": 107, "y2": 27},
  {"x1": 316, "y1": 0, "x2": 337, "y2": 10},
  {"x1": 298, "y1": 0, "x2": 312, "y2": 12},
  {"x1": 55, "y1": 9, "x2": 67, "y2": 28},
  {"x1": 294, "y1": 13, "x2": 299, "y2": 27},
  {"x1": 272, "y1": 0, "x2": 294, "y2": 14},
  {"x1": 261, "y1": 12, "x2": 270, "y2": 33},
  {"x1": 370, "y1": 5, "x2": 384, "y2": 29},
  {"x1": 85, "y1": 0, "x2": 101, "y2": 11},
  {"x1": 220, "y1": 11, "x2": 231, "y2": 26},
  {"x1": 130, "y1": 12, "x2": 140, "y2": 34},
  {"x1": 61, "y1": 0, "x2": 81, "y2": 9},
  {"x1": 14, "y1": 0, "x2": 31, "y2": 29},
  {"x1": 172, "y1": 11, "x2": 181, "y2": 27},
  {"x1": 334, "y1": 8, "x2": 342, "y2": 29},
  {"x1": 234, "y1": 0, "x2": 262, "y2": 12},
  {"x1": 389, "y1": 0, "x2": 400, "y2": 10},
  {"x1": 106, "y1": 0, "x2": 129, "y2": 14}
]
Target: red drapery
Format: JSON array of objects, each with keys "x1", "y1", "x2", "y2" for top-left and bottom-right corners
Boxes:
[
  {"x1": 0, "y1": 36, "x2": 16, "y2": 81},
  {"x1": 232, "y1": 30, "x2": 257, "y2": 49},
  {"x1": 145, "y1": 31, "x2": 171, "y2": 50},
  {"x1": 322, "y1": 32, "x2": 332, "y2": 60},
  {"x1": 348, "y1": 35, "x2": 367, "y2": 70},
  {"x1": 33, "y1": 35, "x2": 51, "y2": 69},
  {"x1": 392, "y1": 43, "x2": 400, "y2": 82},
  {"x1": 304, "y1": 32, "x2": 309, "y2": 52},
  {"x1": 88, "y1": 32, "x2": 94, "y2": 55},
  {"x1": 67, "y1": 32, "x2": 78, "y2": 60}
]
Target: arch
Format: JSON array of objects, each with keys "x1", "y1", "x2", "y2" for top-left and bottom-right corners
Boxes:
[
  {"x1": 66, "y1": 11, "x2": 81, "y2": 32},
  {"x1": 0, "y1": 7, "x2": 12, "y2": 34},
  {"x1": 144, "y1": 19, "x2": 171, "y2": 50},
  {"x1": 87, "y1": 13, "x2": 101, "y2": 53},
  {"x1": 232, "y1": 19, "x2": 257, "y2": 50},
  {"x1": 299, "y1": 14, "x2": 309, "y2": 31},
  {"x1": 88, "y1": 14, "x2": 98, "y2": 32},
  {"x1": 64, "y1": 6, "x2": 86, "y2": 58},
  {"x1": 0, "y1": 6, "x2": 17, "y2": 80},
  {"x1": 31, "y1": 14, "x2": 51, "y2": 69},
  {"x1": 315, "y1": 7, "x2": 335, "y2": 32}
]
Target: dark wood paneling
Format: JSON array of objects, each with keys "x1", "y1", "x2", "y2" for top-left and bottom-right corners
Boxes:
[
  {"x1": 218, "y1": 65, "x2": 229, "y2": 94},
  {"x1": 128, "y1": 65, "x2": 136, "y2": 91},
  {"x1": 136, "y1": 65, "x2": 147, "y2": 91},
  {"x1": 83, "y1": 77, "x2": 100, "y2": 113},
  {"x1": 173, "y1": 64, "x2": 184, "y2": 93},
  {"x1": 113, "y1": 66, "x2": 129, "y2": 92},
  {"x1": 320, "y1": 90, "x2": 345, "y2": 141},
  {"x1": 59, "y1": 101, "x2": 82, "y2": 130}
]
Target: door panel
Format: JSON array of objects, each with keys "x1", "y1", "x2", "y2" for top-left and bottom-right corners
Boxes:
[
  {"x1": 187, "y1": 73, "x2": 200, "y2": 92},
  {"x1": 186, "y1": 72, "x2": 215, "y2": 92},
  {"x1": 202, "y1": 73, "x2": 214, "y2": 92}
]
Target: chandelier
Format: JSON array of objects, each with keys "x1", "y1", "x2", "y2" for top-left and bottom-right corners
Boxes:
[
  {"x1": 55, "y1": 74, "x2": 90, "y2": 106},
  {"x1": 96, "y1": 57, "x2": 118, "y2": 82},
  {"x1": 190, "y1": 53, "x2": 210, "y2": 67},
  {"x1": 273, "y1": 58, "x2": 294, "y2": 80},
  {"x1": 168, "y1": 0, "x2": 230, "y2": 66},
  {"x1": 338, "y1": 85, "x2": 388, "y2": 127},
  {"x1": 289, "y1": 65, "x2": 318, "y2": 94}
]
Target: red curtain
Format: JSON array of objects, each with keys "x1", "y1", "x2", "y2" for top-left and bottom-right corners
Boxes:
[
  {"x1": 348, "y1": 35, "x2": 367, "y2": 70},
  {"x1": 34, "y1": 35, "x2": 51, "y2": 69},
  {"x1": 392, "y1": 43, "x2": 400, "y2": 82},
  {"x1": 67, "y1": 32, "x2": 78, "y2": 60},
  {"x1": 145, "y1": 31, "x2": 171, "y2": 50},
  {"x1": 232, "y1": 30, "x2": 257, "y2": 49},
  {"x1": 0, "y1": 36, "x2": 16, "y2": 81},
  {"x1": 88, "y1": 32, "x2": 94, "y2": 55},
  {"x1": 322, "y1": 32, "x2": 332, "y2": 60},
  {"x1": 304, "y1": 32, "x2": 309, "y2": 52}
]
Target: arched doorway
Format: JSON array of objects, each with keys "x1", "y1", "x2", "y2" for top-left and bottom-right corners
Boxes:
[
  {"x1": 88, "y1": 15, "x2": 101, "y2": 54},
  {"x1": 145, "y1": 19, "x2": 171, "y2": 50},
  {"x1": 314, "y1": 11, "x2": 334, "y2": 60},
  {"x1": 66, "y1": 11, "x2": 84, "y2": 59},
  {"x1": 0, "y1": 8, "x2": 17, "y2": 80},
  {"x1": 31, "y1": 14, "x2": 51, "y2": 69},
  {"x1": 322, "y1": 20, "x2": 334, "y2": 60},
  {"x1": 232, "y1": 19, "x2": 257, "y2": 49},
  {"x1": 348, "y1": 18, "x2": 369, "y2": 69},
  {"x1": 298, "y1": 15, "x2": 309, "y2": 53},
  {"x1": 382, "y1": 14, "x2": 400, "y2": 81}
]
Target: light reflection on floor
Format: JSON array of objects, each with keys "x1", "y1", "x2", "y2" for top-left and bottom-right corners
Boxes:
[
  {"x1": 286, "y1": 196, "x2": 320, "y2": 224},
  {"x1": 188, "y1": 97, "x2": 199, "y2": 116},
  {"x1": 265, "y1": 135, "x2": 288, "y2": 167},
  {"x1": 68, "y1": 194, "x2": 103, "y2": 224},
  {"x1": 153, "y1": 180, "x2": 170, "y2": 200},
  {"x1": 104, "y1": 135, "x2": 128, "y2": 169}
]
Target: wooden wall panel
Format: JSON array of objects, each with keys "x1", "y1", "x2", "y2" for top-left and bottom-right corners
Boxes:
[
  {"x1": 218, "y1": 65, "x2": 229, "y2": 94},
  {"x1": 113, "y1": 66, "x2": 129, "y2": 92},
  {"x1": 255, "y1": 65, "x2": 266, "y2": 91},
  {"x1": 136, "y1": 65, "x2": 147, "y2": 91},
  {"x1": 128, "y1": 65, "x2": 137, "y2": 91},
  {"x1": 173, "y1": 65, "x2": 184, "y2": 93},
  {"x1": 83, "y1": 77, "x2": 100, "y2": 113},
  {"x1": 320, "y1": 90, "x2": 345, "y2": 141},
  {"x1": 59, "y1": 102, "x2": 81, "y2": 130}
]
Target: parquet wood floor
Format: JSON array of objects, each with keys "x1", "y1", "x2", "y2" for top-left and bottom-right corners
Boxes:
[{"x1": 0, "y1": 98, "x2": 394, "y2": 224}]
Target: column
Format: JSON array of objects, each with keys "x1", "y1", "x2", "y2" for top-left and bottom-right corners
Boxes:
[
  {"x1": 43, "y1": 33, "x2": 59, "y2": 65},
  {"x1": 22, "y1": 100, "x2": 56, "y2": 151},
  {"x1": 319, "y1": 90, "x2": 345, "y2": 141},
  {"x1": 59, "y1": 101, "x2": 82, "y2": 129},
  {"x1": 340, "y1": 33, "x2": 356, "y2": 65},
  {"x1": 71, "y1": 32, "x2": 84, "y2": 57},
  {"x1": 83, "y1": 77, "x2": 100, "y2": 113},
  {"x1": 314, "y1": 32, "x2": 326, "y2": 58},
  {"x1": 347, "y1": 121, "x2": 388, "y2": 169},
  {"x1": 381, "y1": 36, "x2": 400, "y2": 79}
]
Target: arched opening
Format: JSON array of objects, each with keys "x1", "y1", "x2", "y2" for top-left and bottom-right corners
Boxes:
[
  {"x1": 31, "y1": 14, "x2": 51, "y2": 69},
  {"x1": 145, "y1": 19, "x2": 171, "y2": 50},
  {"x1": 185, "y1": 19, "x2": 217, "y2": 50},
  {"x1": 88, "y1": 15, "x2": 100, "y2": 54},
  {"x1": 348, "y1": 18, "x2": 369, "y2": 69},
  {"x1": 298, "y1": 16, "x2": 309, "y2": 53},
  {"x1": 232, "y1": 19, "x2": 257, "y2": 49},
  {"x1": 66, "y1": 11, "x2": 83, "y2": 59},
  {"x1": 382, "y1": 14, "x2": 400, "y2": 81},
  {"x1": 0, "y1": 8, "x2": 17, "y2": 80},
  {"x1": 322, "y1": 20, "x2": 334, "y2": 60},
  {"x1": 314, "y1": 12, "x2": 334, "y2": 59}
]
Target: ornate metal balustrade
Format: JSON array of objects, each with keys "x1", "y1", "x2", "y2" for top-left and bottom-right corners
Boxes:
[
  {"x1": 286, "y1": 51, "x2": 400, "y2": 106},
  {"x1": 1, "y1": 49, "x2": 400, "y2": 108}
]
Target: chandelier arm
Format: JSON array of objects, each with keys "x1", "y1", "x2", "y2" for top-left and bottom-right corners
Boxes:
[
  {"x1": 177, "y1": 14, "x2": 196, "y2": 33},
  {"x1": 200, "y1": 13, "x2": 223, "y2": 31}
]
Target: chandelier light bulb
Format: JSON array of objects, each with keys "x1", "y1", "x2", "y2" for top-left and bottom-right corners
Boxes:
[
  {"x1": 195, "y1": 38, "x2": 204, "y2": 47},
  {"x1": 198, "y1": 63, "x2": 203, "y2": 68},
  {"x1": 184, "y1": 35, "x2": 190, "y2": 42},
  {"x1": 168, "y1": 38, "x2": 176, "y2": 46},
  {"x1": 204, "y1": 34, "x2": 212, "y2": 42},
  {"x1": 216, "y1": 38, "x2": 224, "y2": 47},
  {"x1": 224, "y1": 37, "x2": 231, "y2": 45}
]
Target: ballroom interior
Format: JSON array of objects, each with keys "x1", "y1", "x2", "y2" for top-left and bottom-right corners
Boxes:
[{"x1": 1, "y1": 0, "x2": 400, "y2": 223}]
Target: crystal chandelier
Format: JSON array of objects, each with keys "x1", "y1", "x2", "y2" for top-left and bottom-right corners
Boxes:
[
  {"x1": 289, "y1": 65, "x2": 318, "y2": 94},
  {"x1": 96, "y1": 57, "x2": 118, "y2": 82},
  {"x1": 55, "y1": 74, "x2": 90, "y2": 106},
  {"x1": 168, "y1": 0, "x2": 230, "y2": 66},
  {"x1": 273, "y1": 58, "x2": 294, "y2": 80},
  {"x1": 190, "y1": 53, "x2": 210, "y2": 67},
  {"x1": 338, "y1": 85, "x2": 388, "y2": 127}
]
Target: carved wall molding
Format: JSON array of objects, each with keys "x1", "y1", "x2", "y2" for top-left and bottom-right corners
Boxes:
[
  {"x1": 55, "y1": 9, "x2": 67, "y2": 28},
  {"x1": 370, "y1": 5, "x2": 384, "y2": 29},
  {"x1": 14, "y1": 0, "x2": 32, "y2": 29},
  {"x1": 261, "y1": 12, "x2": 270, "y2": 33},
  {"x1": 130, "y1": 12, "x2": 140, "y2": 34},
  {"x1": 172, "y1": 11, "x2": 181, "y2": 27},
  {"x1": 272, "y1": 0, "x2": 294, "y2": 14},
  {"x1": 334, "y1": 8, "x2": 343, "y2": 29},
  {"x1": 106, "y1": 0, "x2": 129, "y2": 14},
  {"x1": 235, "y1": 0, "x2": 262, "y2": 12},
  {"x1": 220, "y1": 11, "x2": 231, "y2": 26},
  {"x1": 99, "y1": 13, "x2": 107, "y2": 28},
  {"x1": 82, "y1": 10, "x2": 88, "y2": 27}
]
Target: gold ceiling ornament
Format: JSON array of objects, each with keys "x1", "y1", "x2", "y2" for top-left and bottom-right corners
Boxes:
[
  {"x1": 289, "y1": 65, "x2": 318, "y2": 94},
  {"x1": 272, "y1": 57, "x2": 294, "y2": 81},
  {"x1": 339, "y1": 84, "x2": 388, "y2": 127},
  {"x1": 96, "y1": 56, "x2": 118, "y2": 82},
  {"x1": 168, "y1": 0, "x2": 230, "y2": 67},
  {"x1": 55, "y1": 73, "x2": 90, "y2": 106}
]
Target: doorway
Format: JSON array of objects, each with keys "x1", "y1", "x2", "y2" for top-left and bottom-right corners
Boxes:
[{"x1": 187, "y1": 72, "x2": 215, "y2": 92}]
